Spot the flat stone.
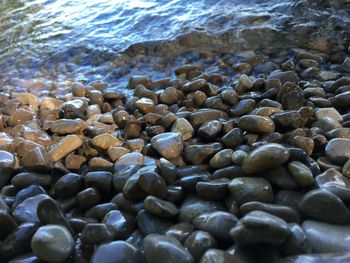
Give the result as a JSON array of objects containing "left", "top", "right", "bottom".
[
  {"left": 151, "top": 132, "right": 183, "bottom": 159},
  {"left": 91, "top": 133, "right": 122, "bottom": 150},
  {"left": 31, "top": 225, "right": 75, "bottom": 263},
  {"left": 302, "top": 220, "right": 350, "bottom": 253},
  {"left": 298, "top": 189, "right": 350, "bottom": 224},
  {"left": 12, "top": 172, "right": 52, "bottom": 189},
  {"left": 242, "top": 143, "right": 290, "bottom": 174},
  {"left": 49, "top": 135, "right": 83, "bottom": 162},
  {"left": 144, "top": 234, "right": 194, "bottom": 263},
  {"left": 50, "top": 119, "right": 81, "bottom": 134}
]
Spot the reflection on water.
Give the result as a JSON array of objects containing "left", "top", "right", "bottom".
[{"left": 0, "top": 0, "right": 349, "bottom": 95}]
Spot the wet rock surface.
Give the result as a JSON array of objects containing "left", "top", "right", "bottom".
[{"left": 1, "top": 45, "right": 350, "bottom": 262}]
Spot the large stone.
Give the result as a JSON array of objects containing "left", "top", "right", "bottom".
[
  {"left": 31, "top": 225, "right": 75, "bottom": 263},
  {"left": 242, "top": 143, "right": 290, "bottom": 174},
  {"left": 151, "top": 132, "right": 183, "bottom": 159},
  {"left": 144, "top": 234, "right": 194, "bottom": 263}
]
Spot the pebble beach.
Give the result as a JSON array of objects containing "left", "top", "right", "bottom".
[{"left": 2, "top": 0, "right": 350, "bottom": 263}]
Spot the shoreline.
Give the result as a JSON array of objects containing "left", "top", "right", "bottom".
[{"left": 1, "top": 46, "right": 350, "bottom": 262}]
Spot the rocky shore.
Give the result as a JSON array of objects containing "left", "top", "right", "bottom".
[{"left": 1, "top": 47, "right": 350, "bottom": 262}]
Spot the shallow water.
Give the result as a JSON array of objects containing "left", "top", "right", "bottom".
[{"left": 0, "top": 0, "right": 349, "bottom": 95}]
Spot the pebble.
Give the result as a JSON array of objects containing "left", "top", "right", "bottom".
[
  {"left": 21, "top": 147, "right": 52, "bottom": 172},
  {"left": 198, "top": 120, "right": 222, "bottom": 140},
  {"left": 184, "top": 231, "right": 217, "bottom": 261},
  {"left": 231, "top": 150, "right": 247, "bottom": 164},
  {"left": 8, "top": 108, "right": 33, "bottom": 127},
  {"left": 325, "top": 138, "right": 350, "bottom": 165},
  {"left": 287, "top": 161, "right": 314, "bottom": 187},
  {"left": 165, "top": 222, "right": 194, "bottom": 243},
  {"left": 50, "top": 119, "right": 81, "bottom": 134},
  {"left": 151, "top": 132, "right": 183, "bottom": 159},
  {"left": 144, "top": 234, "right": 194, "bottom": 263},
  {"left": 144, "top": 196, "right": 179, "bottom": 218},
  {"left": 241, "top": 143, "right": 290, "bottom": 174},
  {"left": 49, "top": 134, "right": 83, "bottom": 161},
  {"left": 31, "top": 225, "right": 74, "bottom": 263},
  {"left": 171, "top": 118, "right": 194, "bottom": 141},
  {"left": 91, "top": 133, "right": 122, "bottom": 150},
  {"left": 209, "top": 149, "right": 233, "bottom": 168},
  {"left": 316, "top": 168, "right": 350, "bottom": 201},
  {"left": 238, "top": 115, "right": 275, "bottom": 133},
  {"left": 0, "top": 150, "right": 15, "bottom": 187}
]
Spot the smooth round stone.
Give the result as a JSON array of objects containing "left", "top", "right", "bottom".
[
  {"left": 0, "top": 150, "right": 15, "bottom": 181},
  {"left": 184, "top": 143, "right": 223, "bottom": 164},
  {"left": 151, "top": 132, "right": 183, "bottom": 159},
  {"left": 91, "top": 133, "right": 122, "bottom": 150},
  {"left": 85, "top": 171, "right": 112, "bottom": 196},
  {"left": 287, "top": 161, "right": 314, "bottom": 187},
  {"left": 179, "top": 196, "right": 225, "bottom": 222},
  {"left": 302, "top": 220, "right": 350, "bottom": 253},
  {"left": 144, "top": 196, "right": 178, "bottom": 218},
  {"left": 135, "top": 97, "right": 155, "bottom": 114},
  {"left": 240, "top": 201, "right": 300, "bottom": 223},
  {"left": 184, "top": 231, "right": 217, "bottom": 261},
  {"left": 31, "top": 225, "right": 74, "bottom": 263},
  {"left": 230, "top": 211, "right": 290, "bottom": 246},
  {"left": 342, "top": 159, "right": 350, "bottom": 178},
  {"left": 81, "top": 223, "right": 116, "bottom": 245},
  {"left": 165, "top": 222, "right": 194, "bottom": 243},
  {"left": 209, "top": 149, "right": 233, "bottom": 168},
  {"left": 193, "top": 211, "right": 238, "bottom": 241},
  {"left": 102, "top": 210, "right": 135, "bottom": 239},
  {"left": 84, "top": 203, "right": 118, "bottom": 221},
  {"left": 0, "top": 211, "right": 17, "bottom": 239},
  {"left": 76, "top": 188, "right": 102, "bottom": 211},
  {"left": 158, "top": 158, "right": 177, "bottom": 185},
  {"left": 316, "top": 108, "right": 343, "bottom": 122},
  {"left": 298, "top": 189, "right": 350, "bottom": 224},
  {"left": 144, "top": 234, "right": 194, "bottom": 263},
  {"left": 200, "top": 249, "right": 235, "bottom": 263},
  {"left": 221, "top": 128, "right": 244, "bottom": 149},
  {"left": 242, "top": 143, "right": 290, "bottom": 174},
  {"left": 198, "top": 120, "right": 222, "bottom": 141},
  {"left": 54, "top": 173, "right": 83, "bottom": 198},
  {"left": 171, "top": 118, "right": 194, "bottom": 141},
  {"left": 12, "top": 185, "right": 46, "bottom": 209},
  {"left": 313, "top": 117, "right": 342, "bottom": 133},
  {"left": 123, "top": 172, "right": 147, "bottom": 201},
  {"left": 325, "top": 138, "right": 350, "bottom": 165},
  {"left": 114, "top": 152, "right": 144, "bottom": 175},
  {"left": 136, "top": 210, "right": 173, "bottom": 235},
  {"left": 8, "top": 108, "right": 33, "bottom": 126},
  {"left": 228, "top": 177, "right": 273, "bottom": 205},
  {"left": 139, "top": 172, "right": 167, "bottom": 199},
  {"left": 0, "top": 222, "right": 39, "bottom": 261},
  {"left": 21, "top": 147, "right": 52, "bottom": 172},
  {"left": 11, "top": 172, "right": 52, "bottom": 189},
  {"left": 231, "top": 150, "right": 247, "bottom": 165},
  {"left": 196, "top": 178, "right": 229, "bottom": 201},
  {"left": 189, "top": 109, "right": 222, "bottom": 129},
  {"left": 281, "top": 223, "right": 311, "bottom": 255},
  {"left": 230, "top": 99, "right": 256, "bottom": 116},
  {"left": 50, "top": 119, "right": 81, "bottom": 134},
  {"left": 237, "top": 115, "right": 275, "bottom": 134},
  {"left": 263, "top": 166, "right": 298, "bottom": 190},
  {"left": 13, "top": 194, "right": 51, "bottom": 224},
  {"left": 91, "top": 241, "right": 143, "bottom": 263},
  {"left": 316, "top": 168, "right": 350, "bottom": 201}
]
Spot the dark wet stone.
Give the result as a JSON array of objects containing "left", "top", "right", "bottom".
[
  {"left": 268, "top": 71, "right": 299, "bottom": 85},
  {"left": 166, "top": 186, "right": 185, "bottom": 204},
  {"left": 193, "top": 211, "right": 238, "bottom": 241},
  {"left": 240, "top": 201, "right": 300, "bottom": 223},
  {"left": 272, "top": 111, "right": 302, "bottom": 130},
  {"left": 179, "top": 174, "right": 209, "bottom": 192},
  {"left": 85, "top": 171, "right": 112, "bottom": 197},
  {"left": 139, "top": 172, "right": 167, "bottom": 199},
  {"left": 196, "top": 178, "right": 229, "bottom": 201},
  {"left": 282, "top": 90, "right": 305, "bottom": 110},
  {"left": 211, "top": 165, "right": 247, "bottom": 180},
  {"left": 228, "top": 177, "right": 273, "bottom": 205},
  {"left": 230, "top": 99, "right": 256, "bottom": 116},
  {"left": 179, "top": 196, "right": 225, "bottom": 222},
  {"left": 84, "top": 203, "right": 118, "bottom": 221},
  {"left": 287, "top": 161, "right": 314, "bottom": 187},
  {"left": 230, "top": 211, "right": 290, "bottom": 245},
  {"left": 91, "top": 240, "right": 143, "bottom": 263},
  {"left": 136, "top": 210, "right": 173, "bottom": 235},
  {"left": 102, "top": 210, "right": 135, "bottom": 239},
  {"left": 281, "top": 223, "right": 311, "bottom": 255},
  {"left": 37, "top": 198, "right": 73, "bottom": 234},
  {"left": 165, "top": 222, "right": 194, "bottom": 243},
  {"left": 274, "top": 190, "right": 304, "bottom": 210},
  {"left": 144, "top": 196, "right": 178, "bottom": 218},
  {"left": 81, "top": 223, "right": 116, "bottom": 245},
  {"left": 316, "top": 168, "right": 350, "bottom": 201},
  {"left": 0, "top": 211, "right": 17, "bottom": 239},
  {"left": 144, "top": 234, "right": 194, "bottom": 263},
  {"left": 54, "top": 173, "right": 83, "bottom": 198},
  {"left": 241, "top": 143, "right": 289, "bottom": 174},
  {"left": 200, "top": 249, "right": 235, "bottom": 263},
  {"left": 302, "top": 220, "right": 350, "bottom": 253},
  {"left": 76, "top": 188, "right": 102, "bottom": 211},
  {"left": 31, "top": 225, "right": 74, "bottom": 262},
  {"left": 7, "top": 254, "right": 40, "bottom": 263},
  {"left": 184, "top": 143, "right": 223, "bottom": 164},
  {"left": 198, "top": 120, "right": 222, "bottom": 140},
  {"left": 189, "top": 109, "right": 223, "bottom": 129},
  {"left": 126, "top": 229, "right": 144, "bottom": 250},
  {"left": 238, "top": 115, "right": 275, "bottom": 134},
  {"left": 0, "top": 222, "right": 39, "bottom": 261},
  {"left": 325, "top": 138, "right": 350, "bottom": 165},
  {"left": 299, "top": 189, "right": 350, "bottom": 224},
  {"left": 158, "top": 158, "right": 177, "bottom": 185},
  {"left": 331, "top": 91, "right": 350, "bottom": 108},
  {"left": 111, "top": 193, "right": 143, "bottom": 214},
  {"left": 263, "top": 166, "right": 299, "bottom": 190},
  {"left": 209, "top": 149, "right": 233, "bottom": 168},
  {"left": 12, "top": 185, "right": 46, "bottom": 209},
  {"left": 11, "top": 172, "right": 52, "bottom": 189},
  {"left": 0, "top": 150, "right": 15, "bottom": 188},
  {"left": 123, "top": 172, "right": 147, "bottom": 201},
  {"left": 184, "top": 230, "right": 217, "bottom": 261},
  {"left": 280, "top": 252, "right": 350, "bottom": 263},
  {"left": 13, "top": 194, "right": 51, "bottom": 224},
  {"left": 221, "top": 128, "right": 244, "bottom": 149}
]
